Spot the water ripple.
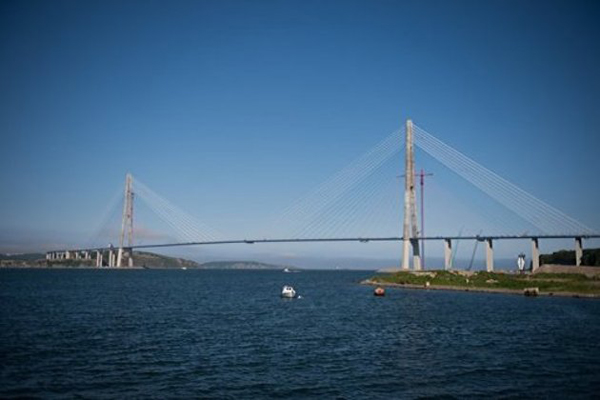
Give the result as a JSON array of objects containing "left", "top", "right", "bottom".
[{"left": 1, "top": 269, "right": 600, "bottom": 398}]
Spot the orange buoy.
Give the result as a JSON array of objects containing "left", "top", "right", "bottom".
[{"left": 374, "top": 286, "right": 385, "bottom": 296}]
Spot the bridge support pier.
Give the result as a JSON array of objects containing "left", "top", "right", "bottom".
[
  {"left": 444, "top": 239, "right": 452, "bottom": 270},
  {"left": 108, "top": 250, "right": 114, "bottom": 267},
  {"left": 485, "top": 238, "right": 494, "bottom": 272},
  {"left": 117, "top": 247, "right": 123, "bottom": 267},
  {"left": 575, "top": 237, "right": 583, "bottom": 266},
  {"left": 401, "top": 239, "right": 410, "bottom": 270},
  {"left": 411, "top": 239, "right": 422, "bottom": 271},
  {"left": 531, "top": 238, "right": 540, "bottom": 272},
  {"left": 95, "top": 251, "right": 102, "bottom": 267}
]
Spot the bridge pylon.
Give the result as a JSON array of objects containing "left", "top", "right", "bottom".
[
  {"left": 401, "top": 119, "right": 421, "bottom": 271},
  {"left": 117, "top": 173, "right": 134, "bottom": 267}
]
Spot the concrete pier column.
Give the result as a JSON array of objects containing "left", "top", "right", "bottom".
[
  {"left": 444, "top": 239, "right": 452, "bottom": 270},
  {"left": 401, "top": 239, "right": 410, "bottom": 270},
  {"left": 95, "top": 251, "right": 101, "bottom": 267},
  {"left": 411, "top": 239, "right": 422, "bottom": 271},
  {"left": 485, "top": 238, "right": 494, "bottom": 272},
  {"left": 108, "top": 250, "right": 114, "bottom": 267},
  {"left": 117, "top": 248, "right": 123, "bottom": 267},
  {"left": 126, "top": 248, "right": 134, "bottom": 267},
  {"left": 531, "top": 238, "right": 540, "bottom": 272},
  {"left": 575, "top": 237, "right": 583, "bottom": 266},
  {"left": 65, "top": 251, "right": 71, "bottom": 260}
]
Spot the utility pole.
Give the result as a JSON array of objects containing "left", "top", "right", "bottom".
[{"left": 418, "top": 169, "right": 433, "bottom": 269}]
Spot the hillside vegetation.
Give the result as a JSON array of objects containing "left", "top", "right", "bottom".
[
  {"left": 200, "top": 261, "right": 287, "bottom": 270},
  {"left": 540, "top": 248, "right": 600, "bottom": 266}
]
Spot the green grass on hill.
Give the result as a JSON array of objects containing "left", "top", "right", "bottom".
[{"left": 370, "top": 270, "right": 600, "bottom": 295}]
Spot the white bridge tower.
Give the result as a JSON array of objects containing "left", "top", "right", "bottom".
[
  {"left": 117, "top": 173, "right": 134, "bottom": 267},
  {"left": 401, "top": 119, "right": 421, "bottom": 270}
]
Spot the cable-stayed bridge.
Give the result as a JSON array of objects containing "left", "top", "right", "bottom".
[{"left": 47, "top": 120, "right": 600, "bottom": 271}]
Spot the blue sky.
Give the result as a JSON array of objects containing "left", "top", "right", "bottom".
[{"left": 1, "top": 0, "right": 599, "bottom": 267}]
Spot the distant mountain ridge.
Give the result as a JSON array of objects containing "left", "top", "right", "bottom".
[
  {"left": 1, "top": 251, "right": 292, "bottom": 270},
  {"left": 0, "top": 253, "right": 45, "bottom": 261},
  {"left": 134, "top": 251, "right": 201, "bottom": 269},
  {"left": 199, "top": 261, "right": 290, "bottom": 270}
]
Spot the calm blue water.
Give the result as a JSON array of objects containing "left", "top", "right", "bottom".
[{"left": 1, "top": 269, "right": 599, "bottom": 399}]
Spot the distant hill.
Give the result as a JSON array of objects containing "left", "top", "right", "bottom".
[
  {"left": 133, "top": 251, "right": 201, "bottom": 269},
  {"left": 541, "top": 248, "right": 600, "bottom": 267},
  {"left": 0, "top": 250, "right": 201, "bottom": 269},
  {"left": 0, "top": 251, "right": 291, "bottom": 270},
  {"left": 0, "top": 253, "right": 45, "bottom": 261},
  {"left": 199, "top": 261, "right": 290, "bottom": 270}
]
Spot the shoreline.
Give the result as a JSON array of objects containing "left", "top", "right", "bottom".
[
  {"left": 0, "top": 265, "right": 144, "bottom": 270},
  {"left": 361, "top": 279, "right": 600, "bottom": 299}
]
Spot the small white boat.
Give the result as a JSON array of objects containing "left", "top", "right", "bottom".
[
  {"left": 281, "top": 285, "right": 296, "bottom": 298},
  {"left": 283, "top": 268, "right": 291, "bottom": 273}
]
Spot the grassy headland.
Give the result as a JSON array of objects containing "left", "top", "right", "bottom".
[{"left": 365, "top": 270, "right": 600, "bottom": 297}]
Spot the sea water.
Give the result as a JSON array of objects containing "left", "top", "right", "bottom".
[{"left": 1, "top": 269, "right": 599, "bottom": 398}]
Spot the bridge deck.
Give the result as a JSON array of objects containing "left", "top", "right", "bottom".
[{"left": 51, "top": 234, "right": 600, "bottom": 252}]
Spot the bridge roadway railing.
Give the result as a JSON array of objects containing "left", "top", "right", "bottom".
[{"left": 46, "top": 234, "right": 600, "bottom": 271}]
